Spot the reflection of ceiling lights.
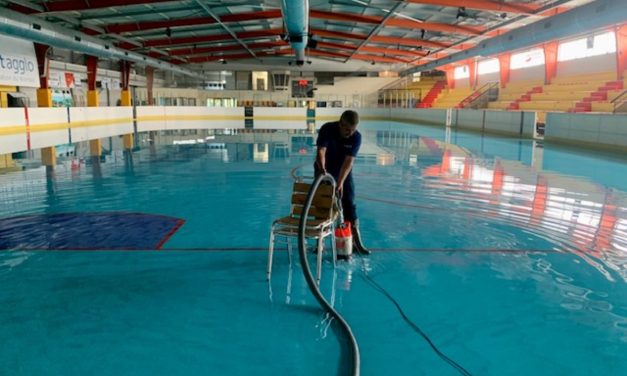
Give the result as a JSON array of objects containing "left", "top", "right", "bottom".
[
  {"left": 409, "top": 154, "right": 417, "bottom": 166},
  {"left": 377, "top": 153, "right": 395, "bottom": 166},
  {"left": 173, "top": 139, "right": 202, "bottom": 145}
]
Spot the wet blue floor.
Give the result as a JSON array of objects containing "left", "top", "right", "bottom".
[{"left": 0, "top": 121, "right": 626, "bottom": 375}]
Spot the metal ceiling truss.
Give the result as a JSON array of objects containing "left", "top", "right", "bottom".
[
  {"left": 404, "top": 0, "right": 538, "bottom": 15},
  {"left": 404, "top": 0, "right": 626, "bottom": 74},
  {"left": 193, "top": 0, "right": 258, "bottom": 60},
  {"left": 0, "top": 6, "right": 207, "bottom": 78},
  {"left": 345, "top": 0, "right": 407, "bottom": 62},
  {"left": 0, "top": 0, "right": 604, "bottom": 71}
]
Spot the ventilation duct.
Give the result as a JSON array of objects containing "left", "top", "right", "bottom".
[{"left": 282, "top": 0, "right": 309, "bottom": 66}]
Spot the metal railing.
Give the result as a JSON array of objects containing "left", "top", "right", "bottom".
[
  {"left": 377, "top": 88, "right": 421, "bottom": 108},
  {"left": 379, "top": 75, "right": 413, "bottom": 91},
  {"left": 315, "top": 93, "right": 375, "bottom": 108},
  {"left": 611, "top": 89, "right": 627, "bottom": 113},
  {"left": 458, "top": 82, "right": 499, "bottom": 109}
]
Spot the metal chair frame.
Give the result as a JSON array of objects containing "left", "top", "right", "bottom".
[{"left": 267, "top": 180, "right": 338, "bottom": 283}]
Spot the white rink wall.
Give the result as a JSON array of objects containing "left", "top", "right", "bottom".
[
  {"left": 315, "top": 108, "right": 391, "bottom": 128},
  {"left": 136, "top": 107, "right": 245, "bottom": 133},
  {"left": 29, "top": 108, "right": 70, "bottom": 149},
  {"left": 545, "top": 112, "right": 627, "bottom": 149},
  {"left": 391, "top": 108, "right": 448, "bottom": 125},
  {"left": 1, "top": 106, "right": 624, "bottom": 154},
  {"left": 69, "top": 107, "right": 133, "bottom": 142},
  {"left": 0, "top": 108, "right": 29, "bottom": 154},
  {"left": 253, "top": 107, "right": 307, "bottom": 130},
  {"left": 453, "top": 109, "right": 536, "bottom": 137}
]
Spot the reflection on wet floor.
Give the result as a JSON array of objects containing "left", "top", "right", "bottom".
[{"left": 0, "top": 126, "right": 626, "bottom": 282}]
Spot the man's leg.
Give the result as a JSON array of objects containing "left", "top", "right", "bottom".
[
  {"left": 351, "top": 218, "right": 371, "bottom": 255},
  {"left": 342, "top": 179, "right": 371, "bottom": 255}
]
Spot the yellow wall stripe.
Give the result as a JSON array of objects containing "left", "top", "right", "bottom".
[
  {"left": 29, "top": 122, "right": 69, "bottom": 132},
  {"left": 0, "top": 126, "right": 26, "bottom": 136},
  {"left": 136, "top": 115, "right": 166, "bottom": 122},
  {"left": 313, "top": 116, "right": 388, "bottom": 121},
  {"left": 250, "top": 116, "right": 307, "bottom": 121},
  {"left": 68, "top": 117, "right": 134, "bottom": 129},
  {"left": 137, "top": 115, "right": 243, "bottom": 121},
  {"left": 0, "top": 114, "right": 397, "bottom": 137}
]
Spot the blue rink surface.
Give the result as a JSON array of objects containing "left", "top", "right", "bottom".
[{"left": 0, "top": 120, "right": 626, "bottom": 375}]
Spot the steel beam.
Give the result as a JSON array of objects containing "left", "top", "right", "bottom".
[
  {"left": 310, "top": 9, "right": 482, "bottom": 36},
  {"left": 193, "top": 0, "right": 257, "bottom": 59},
  {"left": 40, "top": 0, "right": 174, "bottom": 13},
  {"left": 0, "top": 7, "right": 207, "bottom": 78},
  {"left": 404, "top": 0, "right": 538, "bottom": 15},
  {"left": 104, "top": 10, "right": 281, "bottom": 34},
  {"left": 404, "top": 0, "right": 627, "bottom": 75},
  {"left": 142, "top": 29, "right": 283, "bottom": 48}
]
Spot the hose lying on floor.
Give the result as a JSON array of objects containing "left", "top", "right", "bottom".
[{"left": 297, "top": 172, "right": 360, "bottom": 376}]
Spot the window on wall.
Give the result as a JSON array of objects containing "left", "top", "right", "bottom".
[
  {"left": 454, "top": 65, "right": 469, "bottom": 79},
  {"left": 478, "top": 58, "right": 499, "bottom": 75},
  {"left": 510, "top": 48, "right": 545, "bottom": 70},
  {"left": 558, "top": 31, "right": 616, "bottom": 62}
]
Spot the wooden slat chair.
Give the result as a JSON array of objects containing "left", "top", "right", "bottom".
[{"left": 267, "top": 181, "right": 338, "bottom": 283}]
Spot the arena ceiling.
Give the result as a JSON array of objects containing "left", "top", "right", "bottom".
[{"left": 0, "top": 0, "right": 596, "bottom": 73}]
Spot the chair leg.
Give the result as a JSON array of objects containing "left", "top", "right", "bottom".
[
  {"left": 287, "top": 237, "right": 293, "bottom": 268},
  {"left": 316, "top": 236, "right": 323, "bottom": 285},
  {"left": 330, "top": 231, "right": 337, "bottom": 268},
  {"left": 267, "top": 230, "right": 275, "bottom": 280}
]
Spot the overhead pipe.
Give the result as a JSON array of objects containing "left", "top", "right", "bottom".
[
  {"left": 282, "top": 0, "right": 309, "bottom": 66},
  {"left": 0, "top": 7, "right": 207, "bottom": 79}
]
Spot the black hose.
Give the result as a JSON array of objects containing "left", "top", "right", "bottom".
[
  {"left": 358, "top": 256, "right": 472, "bottom": 376},
  {"left": 298, "top": 173, "right": 360, "bottom": 376}
]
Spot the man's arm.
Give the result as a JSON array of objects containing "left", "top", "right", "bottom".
[
  {"left": 316, "top": 146, "right": 327, "bottom": 173},
  {"left": 337, "top": 155, "right": 355, "bottom": 192}
]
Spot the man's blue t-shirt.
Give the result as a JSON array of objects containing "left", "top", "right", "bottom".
[{"left": 316, "top": 121, "right": 362, "bottom": 179}]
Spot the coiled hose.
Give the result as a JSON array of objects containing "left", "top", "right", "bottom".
[{"left": 297, "top": 172, "right": 360, "bottom": 376}]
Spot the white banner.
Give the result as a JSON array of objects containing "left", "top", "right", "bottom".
[
  {"left": 0, "top": 35, "right": 39, "bottom": 87},
  {"left": 49, "top": 71, "right": 62, "bottom": 88},
  {"left": 49, "top": 71, "right": 77, "bottom": 89}
]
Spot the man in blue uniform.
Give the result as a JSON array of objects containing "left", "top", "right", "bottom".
[{"left": 314, "top": 110, "right": 370, "bottom": 255}]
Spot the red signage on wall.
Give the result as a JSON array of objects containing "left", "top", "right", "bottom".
[{"left": 64, "top": 72, "right": 75, "bottom": 88}]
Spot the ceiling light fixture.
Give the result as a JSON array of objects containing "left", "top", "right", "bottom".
[
  {"left": 456, "top": 7, "right": 468, "bottom": 19},
  {"left": 350, "top": 0, "right": 424, "bottom": 24}
]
